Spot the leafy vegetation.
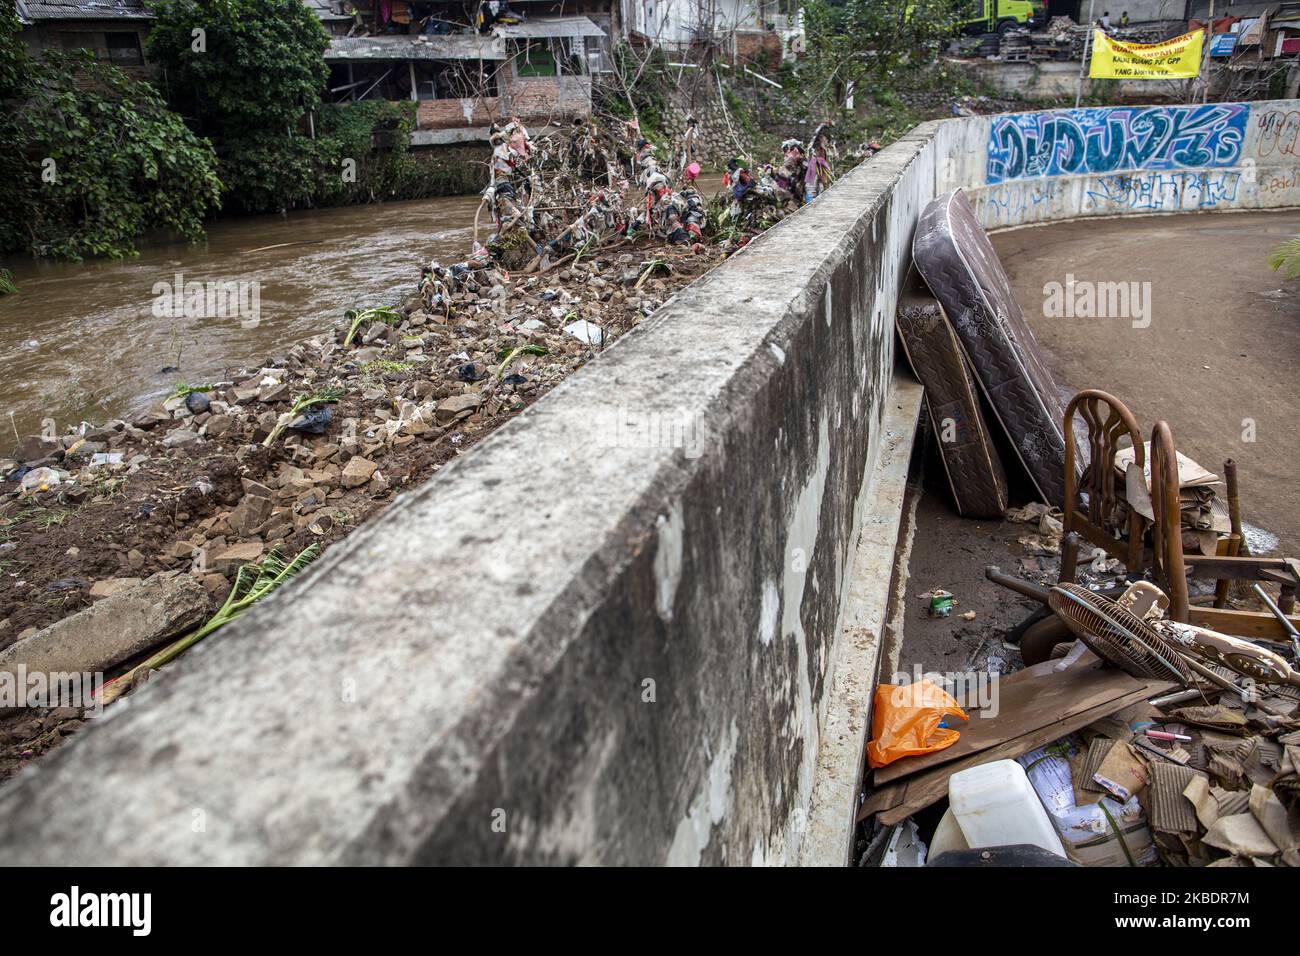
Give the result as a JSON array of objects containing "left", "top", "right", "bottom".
[
  {"left": 145, "top": 0, "right": 331, "bottom": 214},
  {"left": 802, "top": 0, "right": 972, "bottom": 112},
  {"left": 100, "top": 544, "right": 321, "bottom": 704},
  {"left": 495, "top": 344, "right": 548, "bottom": 378},
  {"left": 0, "top": 5, "right": 221, "bottom": 261},
  {"left": 342, "top": 306, "right": 404, "bottom": 347},
  {"left": 146, "top": 0, "right": 437, "bottom": 213},
  {"left": 262, "top": 388, "right": 343, "bottom": 447},
  {"left": 1268, "top": 237, "right": 1300, "bottom": 279}
]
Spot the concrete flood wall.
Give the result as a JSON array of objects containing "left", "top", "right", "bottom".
[
  {"left": 0, "top": 124, "right": 938, "bottom": 867},
  {"left": 3, "top": 100, "right": 1298, "bottom": 865}
]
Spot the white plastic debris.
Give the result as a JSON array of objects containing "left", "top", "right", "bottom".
[{"left": 564, "top": 320, "right": 604, "bottom": 346}]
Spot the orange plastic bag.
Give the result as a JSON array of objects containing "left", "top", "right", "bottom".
[{"left": 866, "top": 679, "right": 969, "bottom": 768}]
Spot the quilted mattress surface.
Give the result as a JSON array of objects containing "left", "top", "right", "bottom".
[
  {"left": 896, "top": 280, "right": 1009, "bottom": 518},
  {"left": 912, "top": 189, "right": 1070, "bottom": 506}
]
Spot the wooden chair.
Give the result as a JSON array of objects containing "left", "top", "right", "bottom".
[
  {"left": 1064, "top": 389, "right": 1145, "bottom": 574},
  {"left": 1149, "top": 420, "right": 1300, "bottom": 639}
]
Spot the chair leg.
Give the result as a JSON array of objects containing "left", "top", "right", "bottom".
[{"left": 1059, "top": 531, "right": 1080, "bottom": 584}]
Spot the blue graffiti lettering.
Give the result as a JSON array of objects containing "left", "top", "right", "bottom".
[
  {"left": 1084, "top": 170, "right": 1242, "bottom": 211},
  {"left": 987, "top": 105, "right": 1248, "bottom": 184}
]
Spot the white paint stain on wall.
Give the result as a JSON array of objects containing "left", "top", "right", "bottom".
[
  {"left": 758, "top": 579, "right": 780, "bottom": 646},
  {"left": 654, "top": 503, "right": 684, "bottom": 623},
  {"left": 666, "top": 720, "right": 739, "bottom": 865},
  {"left": 774, "top": 417, "right": 831, "bottom": 858}
]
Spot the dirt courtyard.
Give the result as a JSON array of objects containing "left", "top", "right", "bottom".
[{"left": 994, "top": 209, "right": 1300, "bottom": 558}]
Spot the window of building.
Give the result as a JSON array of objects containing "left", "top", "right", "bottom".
[{"left": 105, "top": 32, "right": 144, "bottom": 66}]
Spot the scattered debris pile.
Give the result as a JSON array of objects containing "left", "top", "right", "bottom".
[
  {"left": 0, "top": 110, "right": 843, "bottom": 779},
  {"left": 863, "top": 186, "right": 1300, "bottom": 867}
]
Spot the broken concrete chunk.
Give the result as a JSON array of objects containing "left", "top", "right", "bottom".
[
  {"left": 90, "top": 577, "right": 142, "bottom": 600},
  {"left": 434, "top": 393, "right": 481, "bottom": 425},
  {"left": 341, "top": 456, "right": 378, "bottom": 489},
  {"left": 211, "top": 542, "right": 265, "bottom": 576},
  {"left": 227, "top": 494, "right": 274, "bottom": 536},
  {"left": 162, "top": 428, "right": 200, "bottom": 449},
  {"left": 0, "top": 571, "right": 208, "bottom": 678},
  {"left": 12, "top": 435, "right": 61, "bottom": 463}
]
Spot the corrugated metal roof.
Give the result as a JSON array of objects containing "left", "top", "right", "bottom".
[
  {"left": 325, "top": 35, "right": 505, "bottom": 62},
  {"left": 495, "top": 17, "right": 607, "bottom": 39},
  {"left": 17, "top": 0, "right": 152, "bottom": 21}
]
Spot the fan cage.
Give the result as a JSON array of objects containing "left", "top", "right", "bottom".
[{"left": 1047, "top": 583, "right": 1191, "bottom": 684}]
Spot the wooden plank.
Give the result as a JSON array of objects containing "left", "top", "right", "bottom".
[
  {"left": 1183, "top": 555, "right": 1300, "bottom": 584},
  {"left": 1187, "top": 606, "right": 1300, "bottom": 639},
  {"left": 857, "top": 680, "right": 1172, "bottom": 826},
  {"left": 871, "top": 658, "right": 1147, "bottom": 785}
]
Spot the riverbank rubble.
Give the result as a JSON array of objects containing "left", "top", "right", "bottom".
[{"left": 0, "top": 112, "right": 833, "bottom": 778}]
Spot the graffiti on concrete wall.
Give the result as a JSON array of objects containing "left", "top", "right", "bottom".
[
  {"left": 1256, "top": 108, "right": 1300, "bottom": 159},
  {"left": 1084, "top": 170, "right": 1242, "bottom": 212},
  {"left": 979, "top": 179, "right": 1063, "bottom": 225},
  {"left": 987, "top": 104, "right": 1248, "bottom": 184}
]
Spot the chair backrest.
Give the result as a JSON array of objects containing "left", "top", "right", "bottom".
[
  {"left": 1149, "top": 420, "right": 1190, "bottom": 622},
  {"left": 1063, "top": 389, "right": 1144, "bottom": 572}
]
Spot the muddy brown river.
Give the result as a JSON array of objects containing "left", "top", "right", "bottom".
[
  {"left": 0, "top": 177, "right": 727, "bottom": 443},
  {"left": 0, "top": 194, "right": 485, "bottom": 440}
]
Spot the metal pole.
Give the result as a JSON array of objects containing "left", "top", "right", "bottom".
[
  {"left": 1076, "top": 0, "right": 1097, "bottom": 107},
  {"left": 1201, "top": 0, "right": 1216, "bottom": 103}
]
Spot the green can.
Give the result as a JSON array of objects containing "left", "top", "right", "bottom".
[{"left": 929, "top": 589, "right": 954, "bottom": 618}]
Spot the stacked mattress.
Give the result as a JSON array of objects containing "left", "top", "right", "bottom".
[
  {"left": 896, "top": 278, "right": 1009, "bottom": 519},
  {"left": 904, "top": 189, "right": 1073, "bottom": 509}
]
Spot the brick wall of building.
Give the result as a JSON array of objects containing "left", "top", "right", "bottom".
[
  {"left": 412, "top": 75, "right": 592, "bottom": 132},
  {"left": 503, "top": 75, "right": 593, "bottom": 125},
  {"left": 734, "top": 29, "right": 783, "bottom": 67},
  {"left": 416, "top": 95, "right": 504, "bottom": 129}
]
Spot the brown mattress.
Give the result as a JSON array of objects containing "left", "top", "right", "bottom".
[
  {"left": 913, "top": 189, "right": 1071, "bottom": 506},
  {"left": 896, "top": 278, "right": 1009, "bottom": 518}
]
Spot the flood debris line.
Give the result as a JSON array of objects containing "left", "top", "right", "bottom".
[
  {"left": 865, "top": 188, "right": 1300, "bottom": 868},
  {"left": 0, "top": 113, "right": 841, "bottom": 780}
]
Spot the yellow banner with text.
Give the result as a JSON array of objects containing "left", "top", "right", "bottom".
[{"left": 1089, "top": 29, "right": 1204, "bottom": 79}]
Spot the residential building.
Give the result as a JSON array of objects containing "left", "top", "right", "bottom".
[
  {"left": 315, "top": 1, "right": 615, "bottom": 144},
  {"left": 13, "top": 0, "right": 153, "bottom": 76},
  {"left": 620, "top": 0, "right": 791, "bottom": 62}
]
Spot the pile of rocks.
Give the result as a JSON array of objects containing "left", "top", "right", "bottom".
[{"left": 1, "top": 244, "right": 720, "bottom": 634}]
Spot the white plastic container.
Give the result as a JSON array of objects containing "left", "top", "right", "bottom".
[
  {"left": 926, "top": 808, "right": 970, "bottom": 860},
  {"left": 948, "top": 759, "right": 1067, "bottom": 858}
]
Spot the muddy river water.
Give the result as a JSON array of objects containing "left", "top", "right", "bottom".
[
  {"left": 0, "top": 177, "right": 727, "bottom": 442},
  {"left": 0, "top": 194, "right": 486, "bottom": 440}
]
